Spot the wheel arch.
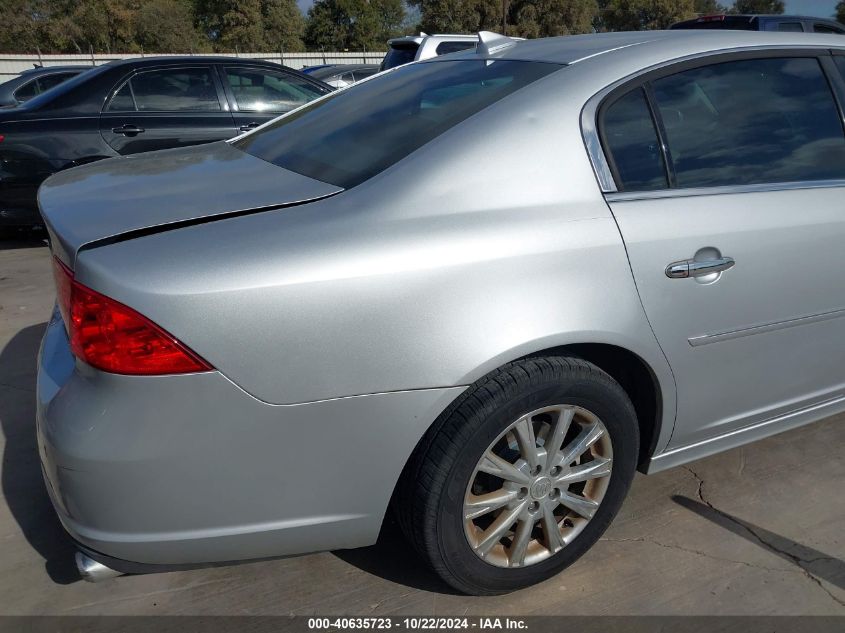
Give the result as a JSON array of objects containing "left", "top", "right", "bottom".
[{"left": 523, "top": 343, "right": 664, "bottom": 470}]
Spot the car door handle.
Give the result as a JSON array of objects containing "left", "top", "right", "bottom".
[
  {"left": 112, "top": 124, "right": 145, "bottom": 136},
  {"left": 239, "top": 122, "right": 260, "bottom": 132},
  {"left": 665, "top": 256, "right": 735, "bottom": 279}
]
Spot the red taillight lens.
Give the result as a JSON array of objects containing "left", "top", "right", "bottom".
[{"left": 52, "top": 257, "right": 212, "bottom": 375}]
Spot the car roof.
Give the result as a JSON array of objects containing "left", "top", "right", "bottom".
[
  {"left": 100, "top": 56, "right": 295, "bottom": 69},
  {"left": 388, "top": 33, "right": 478, "bottom": 45},
  {"left": 19, "top": 65, "right": 89, "bottom": 76},
  {"left": 448, "top": 30, "right": 845, "bottom": 66},
  {"left": 307, "top": 64, "right": 378, "bottom": 79}
]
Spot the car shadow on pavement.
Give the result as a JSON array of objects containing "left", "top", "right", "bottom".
[
  {"left": 673, "top": 495, "right": 845, "bottom": 591},
  {"left": 333, "top": 515, "right": 462, "bottom": 595},
  {"left": 0, "top": 323, "right": 79, "bottom": 584}
]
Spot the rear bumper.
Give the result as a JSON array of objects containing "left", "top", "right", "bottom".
[{"left": 37, "top": 309, "right": 462, "bottom": 566}]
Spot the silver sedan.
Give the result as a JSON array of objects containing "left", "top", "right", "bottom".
[{"left": 36, "top": 30, "right": 845, "bottom": 595}]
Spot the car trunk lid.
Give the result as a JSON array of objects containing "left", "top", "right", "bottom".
[{"left": 39, "top": 140, "right": 343, "bottom": 266}]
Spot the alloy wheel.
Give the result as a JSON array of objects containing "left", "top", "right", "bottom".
[{"left": 463, "top": 405, "right": 613, "bottom": 568}]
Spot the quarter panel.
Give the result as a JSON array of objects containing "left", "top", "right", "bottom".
[
  {"left": 71, "top": 61, "right": 676, "bottom": 451},
  {"left": 38, "top": 312, "right": 465, "bottom": 563}
]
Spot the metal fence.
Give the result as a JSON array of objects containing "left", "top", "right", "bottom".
[{"left": 0, "top": 51, "right": 387, "bottom": 80}]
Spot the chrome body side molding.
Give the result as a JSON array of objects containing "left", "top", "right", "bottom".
[{"left": 689, "top": 306, "right": 845, "bottom": 347}]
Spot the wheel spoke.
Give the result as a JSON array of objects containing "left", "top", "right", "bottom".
[
  {"left": 541, "top": 504, "right": 565, "bottom": 554},
  {"left": 558, "top": 490, "right": 599, "bottom": 519},
  {"left": 513, "top": 416, "right": 540, "bottom": 472},
  {"left": 554, "top": 456, "right": 612, "bottom": 485},
  {"left": 556, "top": 423, "right": 605, "bottom": 467},
  {"left": 474, "top": 502, "right": 526, "bottom": 557},
  {"left": 509, "top": 517, "right": 534, "bottom": 566},
  {"left": 477, "top": 451, "right": 530, "bottom": 485},
  {"left": 544, "top": 408, "right": 574, "bottom": 471},
  {"left": 464, "top": 488, "right": 519, "bottom": 520}
]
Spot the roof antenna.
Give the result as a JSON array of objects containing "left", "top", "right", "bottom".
[{"left": 477, "top": 31, "right": 517, "bottom": 56}]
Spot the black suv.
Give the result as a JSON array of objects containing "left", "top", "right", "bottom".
[
  {"left": 671, "top": 14, "right": 845, "bottom": 34},
  {"left": 0, "top": 56, "right": 330, "bottom": 227}
]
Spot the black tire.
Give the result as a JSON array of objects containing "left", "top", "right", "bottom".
[{"left": 395, "top": 356, "right": 639, "bottom": 595}]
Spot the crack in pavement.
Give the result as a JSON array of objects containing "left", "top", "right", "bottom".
[
  {"left": 601, "top": 535, "right": 792, "bottom": 574},
  {"left": 683, "top": 465, "right": 845, "bottom": 608}
]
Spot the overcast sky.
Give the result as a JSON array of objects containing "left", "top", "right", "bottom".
[{"left": 295, "top": 0, "right": 838, "bottom": 19}]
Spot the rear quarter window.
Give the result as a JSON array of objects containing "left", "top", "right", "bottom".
[{"left": 234, "top": 60, "right": 559, "bottom": 188}]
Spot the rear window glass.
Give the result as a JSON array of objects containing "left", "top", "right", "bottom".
[
  {"left": 436, "top": 41, "right": 478, "bottom": 55},
  {"left": 380, "top": 44, "right": 419, "bottom": 70},
  {"left": 234, "top": 60, "right": 558, "bottom": 188}
]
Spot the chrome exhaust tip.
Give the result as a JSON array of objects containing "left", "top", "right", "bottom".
[{"left": 75, "top": 551, "right": 123, "bottom": 582}]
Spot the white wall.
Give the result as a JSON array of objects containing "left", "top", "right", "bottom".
[{"left": 0, "top": 51, "right": 386, "bottom": 81}]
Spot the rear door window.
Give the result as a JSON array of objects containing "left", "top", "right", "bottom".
[
  {"left": 235, "top": 60, "right": 559, "bottom": 188},
  {"left": 224, "top": 67, "right": 326, "bottom": 112},
  {"left": 108, "top": 67, "right": 221, "bottom": 112},
  {"left": 601, "top": 88, "right": 668, "bottom": 191},
  {"left": 649, "top": 57, "right": 845, "bottom": 188},
  {"left": 776, "top": 22, "right": 804, "bottom": 32}
]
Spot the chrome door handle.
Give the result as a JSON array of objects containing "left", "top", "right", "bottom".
[{"left": 665, "top": 256, "right": 735, "bottom": 279}]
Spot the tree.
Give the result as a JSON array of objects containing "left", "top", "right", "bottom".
[
  {"left": 508, "top": 0, "right": 597, "bottom": 38},
  {"left": 0, "top": 0, "right": 62, "bottom": 53},
  {"left": 305, "top": 0, "right": 406, "bottom": 51},
  {"left": 730, "top": 0, "right": 784, "bottom": 13},
  {"left": 410, "top": 0, "right": 504, "bottom": 35},
  {"left": 68, "top": 0, "right": 138, "bottom": 53},
  {"left": 837, "top": 0, "right": 845, "bottom": 24},
  {"left": 601, "top": 0, "right": 695, "bottom": 31},
  {"left": 135, "top": 0, "right": 207, "bottom": 53},
  {"left": 262, "top": 0, "right": 306, "bottom": 52},
  {"left": 694, "top": 0, "right": 726, "bottom": 14}
]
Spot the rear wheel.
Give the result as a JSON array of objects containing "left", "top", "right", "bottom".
[{"left": 396, "top": 356, "right": 639, "bottom": 595}]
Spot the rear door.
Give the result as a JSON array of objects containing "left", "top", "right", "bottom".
[
  {"left": 99, "top": 65, "right": 237, "bottom": 155},
  {"left": 220, "top": 65, "right": 329, "bottom": 133},
  {"left": 597, "top": 51, "right": 845, "bottom": 449}
]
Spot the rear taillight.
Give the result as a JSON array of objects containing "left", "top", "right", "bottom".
[{"left": 52, "top": 257, "right": 212, "bottom": 375}]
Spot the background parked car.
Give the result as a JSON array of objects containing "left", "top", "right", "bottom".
[
  {"left": 671, "top": 13, "right": 845, "bottom": 33},
  {"left": 380, "top": 33, "right": 479, "bottom": 70},
  {"left": 0, "top": 56, "right": 330, "bottom": 228},
  {"left": 0, "top": 65, "right": 88, "bottom": 108},
  {"left": 302, "top": 64, "right": 379, "bottom": 88}
]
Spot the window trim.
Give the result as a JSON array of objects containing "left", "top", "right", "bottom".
[
  {"left": 103, "top": 65, "right": 227, "bottom": 114},
  {"left": 582, "top": 47, "right": 845, "bottom": 195}
]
